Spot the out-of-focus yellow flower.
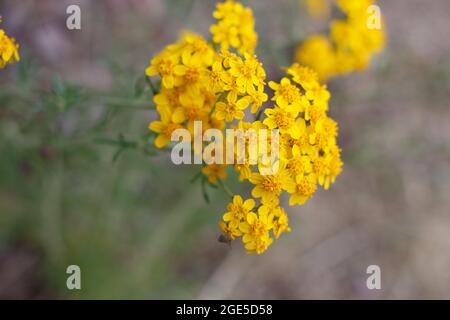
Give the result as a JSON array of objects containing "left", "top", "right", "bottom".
[
  {"left": 296, "top": 0, "right": 385, "bottom": 81},
  {"left": 210, "top": 0, "right": 258, "bottom": 54},
  {"left": 0, "top": 18, "right": 20, "bottom": 69},
  {"left": 337, "top": 0, "right": 373, "bottom": 16},
  {"left": 201, "top": 164, "right": 228, "bottom": 184},
  {"left": 295, "top": 35, "right": 336, "bottom": 81},
  {"left": 304, "top": 0, "right": 330, "bottom": 20}
]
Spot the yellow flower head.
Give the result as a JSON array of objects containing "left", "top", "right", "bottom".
[
  {"left": 286, "top": 63, "right": 319, "bottom": 91},
  {"left": 269, "top": 78, "right": 303, "bottom": 108},
  {"left": 228, "top": 53, "right": 266, "bottom": 94},
  {"left": 286, "top": 174, "right": 317, "bottom": 205},
  {"left": 149, "top": 106, "right": 184, "bottom": 149},
  {"left": 215, "top": 91, "right": 251, "bottom": 122},
  {"left": 239, "top": 211, "right": 274, "bottom": 254},
  {"left": 270, "top": 206, "right": 291, "bottom": 239},
  {"left": 201, "top": 164, "right": 228, "bottom": 184},
  {"left": 249, "top": 161, "right": 294, "bottom": 203},
  {"left": 219, "top": 220, "right": 241, "bottom": 240},
  {"left": 223, "top": 195, "right": 255, "bottom": 227},
  {"left": 295, "top": 35, "right": 337, "bottom": 81}
]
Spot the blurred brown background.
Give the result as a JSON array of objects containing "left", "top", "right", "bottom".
[{"left": 0, "top": 0, "right": 449, "bottom": 299}]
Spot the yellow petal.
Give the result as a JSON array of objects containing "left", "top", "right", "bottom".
[
  {"left": 145, "top": 65, "right": 158, "bottom": 76},
  {"left": 174, "top": 65, "right": 187, "bottom": 76},
  {"left": 268, "top": 81, "right": 279, "bottom": 90},
  {"left": 233, "top": 195, "right": 243, "bottom": 206},
  {"left": 154, "top": 135, "right": 169, "bottom": 148},
  {"left": 248, "top": 173, "right": 263, "bottom": 184},
  {"left": 172, "top": 107, "right": 186, "bottom": 124},
  {"left": 239, "top": 222, "right": 250, "bottom": 233},
  {"left": 223, "top": 212, "right": 234, "bottom": 222},
  {"left": 243, "top": 199, "right": 255, "bottom": 210},
  {"left": 235, "top": 111, "right": 245, "bottom": 119},
  {"left": 149, "top": 121, "right": 165, "bottom": 133},
  {"left": 246, "top": 212, "right": 257, "bottom": 224},
  {"left": 162, "top": 75, "right": 174, "bottom": 89},
  {"left": 251, "top": 185, "right": 263, "bottom": 198},
  {"left": 237, "top": 97, "right": 250, "bottom": 110}
]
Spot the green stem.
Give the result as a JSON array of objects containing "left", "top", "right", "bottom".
[
  {"left": 218, "top": 178, "right": 233, "bottom": 198},
  {"left": 255, "top": 107, "right": 265, "bottom": 121},
  {"left": 146, "top": 77, "right": 158, "bottom": 96}
]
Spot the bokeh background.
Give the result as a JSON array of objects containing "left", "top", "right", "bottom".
[{"left": 1, "top": 0, "right": 449, "bottom": 299}]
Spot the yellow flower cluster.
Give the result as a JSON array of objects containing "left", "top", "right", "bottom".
[
  {"left": 146, "top": 31, "right": 266, "bottom": 148},
  {"left": 296, "top": 0, "right": 385, "bottom": 81},
  {"left": 220, "top": 64, "right": 342, "bottom": 254},
  {"left": 146, "top": 0, "right": 343, "bottom": 254},
  {"left": 210, "top": 0, "right": 258, "bottom": 54},
  {"left": 0, "top": 17, "right": 20, "bottom": 69}
]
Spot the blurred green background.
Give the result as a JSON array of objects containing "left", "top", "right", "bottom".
[{"left": 1, "top": 0, "right": 450, "bottom": 299}]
